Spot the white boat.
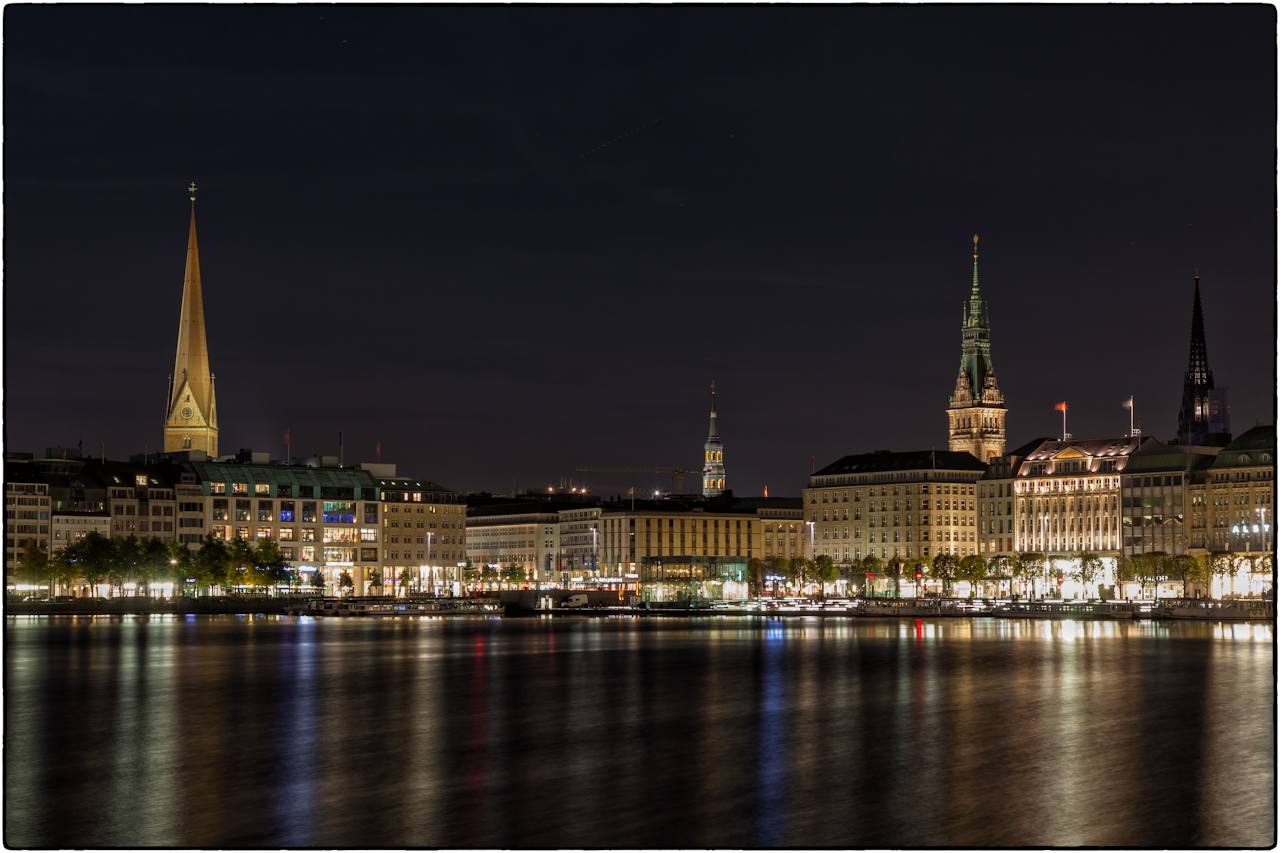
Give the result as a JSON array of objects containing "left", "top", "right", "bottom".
[
  {"left": 861, "top": 600, "right": 943, "bottom": 617},
  {"left": 289, "top": 597, "right": 502, "bottom": 617},
  {"left": 994, "top": 602, "right": 1120, "bottom": 619},
  {"left": 1157, "top": 599, "right": 1274, "bottom": 622}
]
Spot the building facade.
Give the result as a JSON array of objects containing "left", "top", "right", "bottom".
[
  {"left": 557, "top": 504, "right": 604, "bottom": 580},
  {"left": 947, "top": 235, "right": 1007, "bottom": 462},
  {"left": 1010, "top": 436, "right": 1153, "bottom": 560},
  {"left": 465, "top": 502, "right": 568, "bottom": 587},
  {"left": 806, "top": 450, "right": 988, "bottom": 566},
  {"left": 164, "top": 191, "right": 219, "bottom": 456},
  {"left": 377, "top": 474, "right": 466, "bottom": 594},
  {"left": 1187, "top": 425, "right": 1275, "bottom": 554}
]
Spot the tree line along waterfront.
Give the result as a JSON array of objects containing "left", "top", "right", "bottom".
[{"left": 8, "top": 528, "right": 1273, "bottom": 604}]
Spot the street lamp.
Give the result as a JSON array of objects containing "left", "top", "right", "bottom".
[{"left": 425, "top": 532, "right": 435, "bottom": 596}]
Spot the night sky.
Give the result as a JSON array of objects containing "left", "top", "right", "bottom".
[{"left": 5, "top": 6, "right": 1275, "bottom": 496}]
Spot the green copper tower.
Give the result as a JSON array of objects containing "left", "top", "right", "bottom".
[{"left": 947, "top": 235, "right": 1006, "bottom": 461}]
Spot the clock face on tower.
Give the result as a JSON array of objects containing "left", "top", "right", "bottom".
[{"left": 180, "top": 406, "right": 194, "bottom": 420}]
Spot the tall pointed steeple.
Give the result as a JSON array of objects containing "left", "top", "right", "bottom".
[
  {"left": 947, "top": 234, "right": 1006, "bottom": 462},
  {"left": 702, "top": 381, "right": 725, "bottom": 497},
  {"left": 164, "top": 183, "right": 219, "bottom": 456},
  {"left": 1177, "top": 273, "right": 1230, "bottom": 446}
]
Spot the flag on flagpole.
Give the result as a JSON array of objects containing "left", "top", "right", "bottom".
[
  {"left": 376, "top": 441, "right": 380, "bottom": 461},
  {"left": 1121, "top": 397, "right": 1133, "bottom": 409},
  {"left": 1055, "top": 402, "right": 1068, "bottom": 412},
  {"left": 284, "top": 428, "right": 290, "bottom": 444}
]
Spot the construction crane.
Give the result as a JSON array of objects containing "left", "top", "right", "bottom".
[{"left": 575, "top": 466, "right": 698, "bottom": 495}]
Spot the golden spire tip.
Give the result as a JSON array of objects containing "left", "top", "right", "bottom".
[{"left": 188, "top": 182, "right": 198, "bottom": 202}]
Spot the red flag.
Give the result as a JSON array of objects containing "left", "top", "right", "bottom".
[
  {"left": 376, "top": 441, "right": 381, "bottom": 461},
  {"left": 1055, "top": 402, "right": 1068, "bottom": 412},
  {"left": 284, "top": 428, "right": 290, "bottom": 444},
  {"left": 764, "top": 486, "right": 768, "bottom": 497}
]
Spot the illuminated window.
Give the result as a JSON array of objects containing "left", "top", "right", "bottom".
[
  {"left": 278, "top": 528, "right": 294, "bottom": 541},
  {"left": 232, "top": 483, "right": 247, "bottom": 495},
  {"left": 300, "top": 528, "right": 315, "bottom": 542},
  {"left": 301, "top": 545, "right": 315, "bottom": 561},
  {"left": 257, "top": 527, "right": 272, "bottom": 539},
  {"left": 255, "top": 484, "right": 270, "bottom": 496}
]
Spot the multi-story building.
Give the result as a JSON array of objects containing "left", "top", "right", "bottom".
[
  {"left": 977, "top": 438, "right": 1049, "bottom": 556},
  {"left": 1006, "top": 436, "right": 1154, "bottom": 597},
  {"left": 164, "top": 189, "right": 220, "bottom": 456},
  {"left": 466, "top": 501, "right": 573, "bottom": 587},
  {"left": 51, "top": 511, "right": 112, "bottom": 554},
  {"left": 376, "top": 473, "right": 467, "bottom": 595},
  {"left": 86, "top": 461, "right": 179, "bottom": 542},
  {"left": 947, "top": 236, "right": 1007, "bottom": 463},
  {"left": 1119, "top": 443, "right": 1221, "bottom": 558},
  {"left": 1187, "top": 425, "right": 1275, "bottom": 554},
  {"left": 5, "top": 459, "right": 51, "bottom": 581},
  {"left": 188, "top": 458, "right": 382, "bottom": 594},
  {"left": 598, "top": 494, "right": 803, "bottom": 599},
  {"left": 557, "top": 503, "right": 605, "bottom": 580},
  {"left": 756, "top": 499, "right": 806, "bottom": 561},
  {"left": 806, "top": 450, "right": 988, "bottom": 566}
]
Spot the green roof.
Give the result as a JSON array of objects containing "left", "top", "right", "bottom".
[{"left": 1208, "top": 425, "right": 1276, "bottom": 469}]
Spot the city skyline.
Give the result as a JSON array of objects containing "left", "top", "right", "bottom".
[{"left": 5, "top": 6, "right": 1275, "bottom": 496}]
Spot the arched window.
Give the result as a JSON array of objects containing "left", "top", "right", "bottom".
[
  {"left": 1239, "top": 454, "right": 1251, "bottom": 465},
  {"left": 1260, "top": 453, "right": 1272, "bottom": 464}
]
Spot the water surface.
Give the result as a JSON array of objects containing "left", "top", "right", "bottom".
[{"left": 5, "top": 615, "right": 1274, "bottom": 847}]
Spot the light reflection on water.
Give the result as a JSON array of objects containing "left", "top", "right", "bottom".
[{"left": 3, "top": 614, "right": 1273, "bottom": 848}]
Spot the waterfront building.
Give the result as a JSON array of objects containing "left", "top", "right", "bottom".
[
  {"left": 50, "top": 511, "right": 112, "bottom": 552},
  {"left": 947, "top": 236, "right": 1007, "bottom": 462},
  {"left": 978, "top": 438, "right": 1049, "bottom": 556},
  {"left": 1120, "top": 443, "right": 1221, "bottom": 558},
  {"left": 1175, "top": 274, "right": 1231, "bottom": 447},
  {"left": 1011, "top": 435, "right": 1151, "bottom": 557},
  {"left": 702, "top": 382, "right": 726, "bottom": 497},
  {"left": 598, "top": 494, "right": 802, "bottom": 600},
  {"left": 1187, "top": 425, "right": 1275, "bottom": 555},
  {"left": 87, "top": 460, "right": 179, "bottom": 541},
  {"left": 806, "top": 450, "right": 987, "bottom": 567},
  {"left": 164, "top": 188, "right": 220, "bottom": 456},
  {"left": 375, "top": 472, "right": 466, "bottom": 594},
  {"left": 465, "top": 501, "right": 574, "bottom": 587},
  {"left": 187, "top": 457, "right": 383, "bottom": 595},
  {"left": 756, "top": 499, "right": 806, "bottom": 561},
  {"left": 557, "top": 503, "right": 604, "bottom": 580},
  {"left": 4, "top": 460, "right": 51, "bottom": 579}
]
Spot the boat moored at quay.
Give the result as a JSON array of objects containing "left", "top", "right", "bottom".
[
  {"left": 287, "top": 597, "right": 503, "bottom": 617},
  {"left": 1154, "top": 599, "right": 1274, "bottom": 622}
]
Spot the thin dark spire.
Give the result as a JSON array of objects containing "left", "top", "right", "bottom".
[
  {"left": 1187, "top": 273, "right": 1212, "bottom": 387},
  {"left": 708, "top": 380, "right": 718, "bottom": 438}
]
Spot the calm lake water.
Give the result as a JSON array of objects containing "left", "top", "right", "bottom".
[{"left": 4, "top": 614, "right": 1274, "bottom": 848}]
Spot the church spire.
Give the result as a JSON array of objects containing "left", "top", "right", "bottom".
[
  {"left": 1177, "top": 272, "right": 1229, "bottom": 446},
  {"left": 164, "top": 183, "right": 219, "bottom": 456},
  {"left": 1186, "top": 273, "right": 1211, "bottom": 386},
  {"left": 702, "top": 380, "right": 725, "bottom": 497}
]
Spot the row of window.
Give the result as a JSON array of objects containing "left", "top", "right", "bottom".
[{"left": 814, "top": 483, "right": 974, "bottom": 504}]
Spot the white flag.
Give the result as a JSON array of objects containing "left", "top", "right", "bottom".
[{"left": 1121, "top": 397, "right": 1133, "bottom": 409}]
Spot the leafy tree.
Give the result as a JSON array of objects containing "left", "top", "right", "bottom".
[
  {"left": 1016, "top": 552, "right": 1045, "bottom": 597},
  {"left": 252, "top": 539, "right": 292, "bottom": 595},
  {"left": 226, "top": 537, "right": 257, "bottom": 592},
  {"left": 309, "top": 569, "right": 326, "bottom": 591},
  {"left": 192, "top": 533, "right": 231, "bottom": 594},
  {"left": 1204, "top": 551, "right": 1234, "bottom": 598},
  {"left": 747, "top": 556, "right": 767, "bottom": 596},
  {"left": 958, "top": 555, "right": 988, "bottom": 595},
  {"left": 929, "top": 552, "right": 960, "bottom": 596},
  {"left": 812, "top": 554, "right": 838, "bottom": 595},
  {"left": 1072, "top": 552, "right": 1104, "bottom": 599},
  {"left": 136, "top": 536, "right": 172, "bottom": 596},
  {"left": 854, "top": 553, "right": 882, "bottom": 597},
  {"left": 788, "top": 557, "right": 813, "bottom": 592},
  {"left": 398, "top": 568, "right": 413, "bottom": 594},
  {"left": 65, "top": 531, "right": 112, "bottom": 596},
  {"left": 109, "top": 536, "right": 142, "bottom": 596},
  {"left": 167, "top": 537, "right": 193, "bottom": 596},
  {"left": 339, "top": 572, "right": 354, "bottom": 594},
  {"left": 16, "top": 539, "right": 51, "bottom": 597},
  {"left": 1133, "top": 551, "right": 1169, "bottom": 599},
  {"left": 1164, "top": 553, "right": 1205, "bottom": 599}
]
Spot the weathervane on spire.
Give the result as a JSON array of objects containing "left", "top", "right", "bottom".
[{"left": 188, "top": 182, "right": 198, "bottom": 202}]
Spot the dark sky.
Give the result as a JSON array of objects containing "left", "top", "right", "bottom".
[{"left": 5, "top": 6, "right": 1275, "bottom": 496}]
